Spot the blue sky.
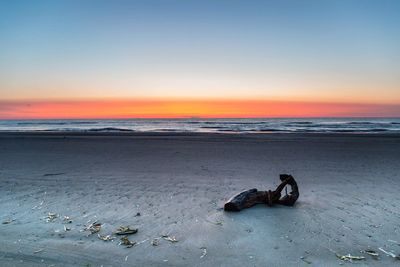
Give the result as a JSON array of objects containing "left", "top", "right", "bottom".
[{"left": 1, "top": 0, "right": 399, "bottom": 104}]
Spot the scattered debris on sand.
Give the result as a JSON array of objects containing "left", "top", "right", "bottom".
[
  {"left": 2, "top": 218, "right": 15, "bottom": 224},
  {"left": 135, "top": 238, "right": 149, "bottom": 246},
  {"left": 119, "top": 236, "right": 136, "bottom": 248},
  {"left": 336, "top": 253, "right": 365, "bottom": 261},
  {"left": 115, "top": 226, "right": 138, "bottom": 235},
  {"left": 98, "top": 234, "right": 115, "bottom": 241},
  {"left": 151, "top": 238, "right": 160, "bottom": 246},
  {"left": 362, "top": 249, "right": 379, "bottom": 258},
  {"left": 300, "top": 256, "right": 312, "bottom": 264},
  {"left": 162, "top": 235, "right": 178, "bottom": 243},
  {"left": 32, "top": 200, "right": 44, "bottom": 210},
  {"left": 38, "top": 210, "right": 183, "bottom": 251},
  {"left": 209, "top": 220, "right": 223, "bottom": 226},
  {"left": 369, "top": 224, "right": 382, "bottom": 228},
  {"left": 46, "top": 213, "right": 58, "bottom": 222},
  {"left": 300, "top": 252, "right": 312, "bottom": 265},
  {"left": 378, "top": 248, "right": 400, "bottom": 259},
  {"left": 84, "top": 221, "right": 102, "bottom": 234},
  {"left": 63, "top": 216, "right": 73, "bottom": 224},
  {"left": 200, "top": 247, "right": 207, "bottom": 259}
]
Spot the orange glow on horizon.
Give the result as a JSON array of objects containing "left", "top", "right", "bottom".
[{"left": 0, "top": 99, "right": 399, "bottom": 119}]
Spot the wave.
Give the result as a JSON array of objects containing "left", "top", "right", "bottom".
[
  {"left": 256, "top": 129, "right": 288, "bottom": 132},
  {"left": 345, "top": 121, "right": 375, "bottom": 125},
  {"left": 86, "top": 127, "right": 134, "bottom": 132},
  {"left": 1, "top": 119, "right": 400, "bottom": 134},
  {"left": 200, "top": 126, "right": 230, "bottom": 129},
  {"left": 187, "top": 121, "right": 265, "bottom": 125},
  {"left": 285, "top": 121, "right": 313, "bottom": 125}
]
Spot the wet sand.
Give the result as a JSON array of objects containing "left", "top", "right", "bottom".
[{"left": 0, "top": 132, "right": 400, "bottom": 266}]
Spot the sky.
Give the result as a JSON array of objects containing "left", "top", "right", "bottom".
[{"left": 0, "top": 0, "right": 399, "bottom": 118}]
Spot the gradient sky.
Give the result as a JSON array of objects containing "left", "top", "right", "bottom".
[{"left": 1, "top": 0, "right": 399, "bottom": 118}]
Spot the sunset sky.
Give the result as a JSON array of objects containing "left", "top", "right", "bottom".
[{"left": 1, "top": 0, "right": 399, "bottom": 118}]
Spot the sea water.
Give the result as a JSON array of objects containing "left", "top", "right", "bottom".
[{"left": 1, "top": 118, "right": 400, "bottom": 133}]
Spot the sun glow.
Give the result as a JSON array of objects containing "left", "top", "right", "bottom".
[{"left": 1, "top": 99, "right": 399, "bottom": 119}]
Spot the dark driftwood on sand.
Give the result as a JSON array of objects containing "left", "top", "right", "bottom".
[
  {"left": 224, "top": 174, "right": 299, "bottom": 211},
  {"left": 224, "top": 189, "right": 268, "bottom": 211}
]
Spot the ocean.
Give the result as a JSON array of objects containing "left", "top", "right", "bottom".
[{"left": 1, "top": 118, "right": 400, "bottom": 133}]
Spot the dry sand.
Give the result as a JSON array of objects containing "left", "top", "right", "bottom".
[{"left": 0, "top": 132, "right": 400, "bottom": 267}]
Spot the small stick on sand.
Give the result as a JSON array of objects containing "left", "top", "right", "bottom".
[
  {"left": 2, "top": 218, "right": 15, "bottom": 224},
  {"left": 162, "top": 235, "right": 178, "bottom": 243},
  {"left": 33, "top": 249, "right": 44, "bottom": 254},
  {"left": 200, "top": 247, "right": 207, "bottom": 259},
  {"left": 378, "top": 248, "right": 400, "bottom": 259}
]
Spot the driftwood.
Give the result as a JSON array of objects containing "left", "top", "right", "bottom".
[
  {"left": 224, "top": 174, "right": 299, "bottom": 212},
  {"left": 224, "top": 189, "right": 268, "bottom": 211}
]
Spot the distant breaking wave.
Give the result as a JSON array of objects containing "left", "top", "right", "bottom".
[
  {"left": 0, "top": 118, "right": 400, "bottom": 133},
  {"left": 86, "top": 127, "right": 134, "bottom": 132}
]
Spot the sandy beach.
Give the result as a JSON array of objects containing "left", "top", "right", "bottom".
[{"left": 1, "top": 132, "right": 400, "bottom": 267}]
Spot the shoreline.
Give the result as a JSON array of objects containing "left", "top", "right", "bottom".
[{"left": 1, "top": 130, "right": 400, "bottom": 138}]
